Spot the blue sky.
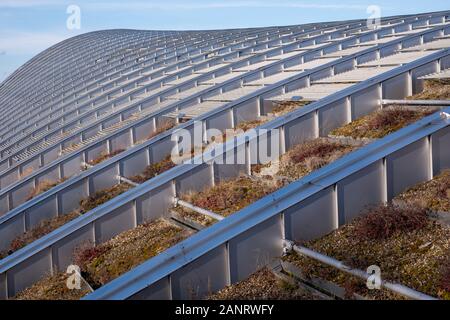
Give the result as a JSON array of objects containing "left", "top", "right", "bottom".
[{"left": 0, "top": 0, "right": 449, "bottom": 82}]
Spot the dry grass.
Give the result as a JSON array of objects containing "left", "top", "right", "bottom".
[
  {"left": 26, "top": 178, "right": 67, "bottom": 201},
  {"left": 353, "top": 204, "right": 429, "bottom": 240},
  {"left": 330, "top": 107, "right": 434, "bottom": 139},
  {"left": 271, "top": 100, "right": 309, "bottom": 116},
  {"left": 4, "top": 183, "right": 133, "bottom": 258},
  {"left": 235, "top": 119, "right": 267, "bottom": 132},
  {"left": 173, "top": 206, "right": 216, "bottom": 227},
  {"left": 74, "top": 218, "right": 191, "bottom": 288},
  {"left": 19, "top": 167, "right": 34, "bottom": 179},
  {"left": 88, "top": 149, "right": 125, "bottom": 166},
  {"left": 251, "top": 162, "right": 272, "bottom": 174},
  {"left": 129, "top": 155, "right": 175, "bottom": 183},
  {"left": 285, "top": 203, "right": 450, "bottom": 299},
  {"left": 8, "top": 211, "right": 80, "bottom": 254},
  {"left": 14, "top": 272, "right": 91, "bottom": 300},
  {"left": 174, "top": 176, "right": 281, "bottom": 225},
  {"left": 208, "top": 267, "right": 314, "bottom": 300},
  {"left": 181, "top": 176, "right": 280, "bottom": 216},
  {"left": 173, "top": 139, "right": 355, "bottom": 226},
  {"left": 14, "top": 219, "right": 191, "bottom": 299},
  {"left": 408, "top": 79, "right": 450, "bottom": 100},
  {"left": 147, "top": 121, "right": 176, "bottom": 140},
  {"left": 79, "top": 183, "right": 132, "bottom": 214},
  {"left": 277, "top": 138, "right": 355, "bottom": 179},
  {"left": 222, "top": 118, "right": 269, "bottom": 142},
  {"left": 231, "top": 101, "right": 308, "bottom": 134},
  {"left": 440, "top": 254, "right": 450, "bottom": 300},
  {"left": 394, "top": 170, "right": 450, "bottom": 212}
]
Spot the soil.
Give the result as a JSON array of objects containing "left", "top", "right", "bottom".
[
  {"left": 276, "top": 138, "right": 356, "bottom": 180},
  {"left": 284, "top": 202, "right": 450, "bottom": 300},
  {"left": 129, "top": 155, "right": 176, "bottom": 183},
  {"left": 14, "top": 219, "right": 192, "bottom": 299},
  {"left": 88, "top": 149, "right": 125, "bottom": 166},
  {"left": 408, "top": 79, "right": 450, "bottom": 100},
  {"left": 330, "top": 107, "right": 434, "bottom": 139},
  {"left": 2, "top": 183, "right": 133, "bottom": 258},
  {"left": 208, "top": 267, "right": 315, "bottom": 300},
  {"left": 14, "top": 272, "right": 91, "bottom": 300},
  {"left": 173, "top": 176, "right": 282, "bottom": 226},
  {"left": 74, "top": 218, "right": 192, "bottom": 288},
  {"left": 394, "top": 170, "right": 450, "bottom": 213},
  {"left": 26, "top": 178, "right": 67, "bottom": 201}
]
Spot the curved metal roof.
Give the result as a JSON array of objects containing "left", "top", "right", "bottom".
[{"left": 0, "top": 10, "right": 449, "bottom": 300}]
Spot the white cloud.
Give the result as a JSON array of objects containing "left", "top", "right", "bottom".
[
  {"left": 0, "top": 31, "right": 68, "bottom": 55},
  {"left": 0, "top": 0, "right": 65, "bottom": 8},
  {"left": 86, "top": 1, "right": 370, "bottom": 11}
]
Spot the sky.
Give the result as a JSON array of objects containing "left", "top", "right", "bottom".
[{"left": 0, "top": 0, "right": 449, "bottom": 82}]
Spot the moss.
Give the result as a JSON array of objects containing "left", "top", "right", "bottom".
[
  {"left": 14, "top": 219, "right": 192, "bottom": 299},
  {"left": 79, "top": 183, "right": 132, "bottom": 214},
  {"left": 271, "top": 101, "right": 309, "bottom": 116},
  {"left": 26, "top": 178, "right": 67, "bottom": 201},
  {"left": 224, "top": 101, "right": 308, "bottom": 142},
  {"left": 88, "top": 149, "right": 125, "bottom": 166},
  {"left": 14, "top": 272, "right": 91, "bottom": 300},
  {"left": 251, "top": 162, "right": 272, "bottom": 174},
  {"left": 74, "top": 219, "right": 191, "bottom": 288},
  {"left": 3, "top": 183, "right": 134, "bottom": 259},
  {"left": 394, "top": 170, "right": 450, "bottom": 212},
  {"left": 408, "top": 79, "right": 450, "bottom": 100},
  {"left": 173, "top": 140, "right": 355, "bottom": 226},
  {"left": 330, "top": 107, "right": 434, "bottom": 139},
  {"left": 147, "top": 121, "right": 176, "bottom": 140},
  {"left": 207, "top": 267, "right": 315, "bottom": 300},
  {"left": 284, "top": 203, "right": 450, "bottom": 299},
  {"left": 174, "top": 176, "right": 281, "bottom": 220},
  {"left": 235, "top": 119, "right": 267, "bottom": 132},
  {"left": 129, "top": 155, "right": 176, "bottom": 183},
  {"left": 353, "top": 204, "right": 429, "bottom": 240},
  {"left": 7, "top": 211, "right": 80, "bottom": 255},
  {"left": 231, "top": 101, "right": 308, "bottom": 134},
  {"left": 439, "top": 253, "right": 450, "bottom": 298},
  {"left": 173, "top": 207, "right": 216, "bottom": 227},
  {"left": 277, "top": 138, "right": 355, "bottom": 179},
  {"left": 19, "top": 167, "right": 34, "bottom": 179}
]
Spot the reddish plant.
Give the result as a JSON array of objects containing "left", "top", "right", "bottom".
[
  {"left": 342, "top": 278, "right": 361, "bottom": 299},
  {"left": 236, "top": 119, "right": 265, "bottom": 132},
  {"left": 182, "top": 177, "right": 279, "bottom": 216},
  {"left": 73, "top": 244, "right": 110, "bottom": 269},
  {"left": 88, "top": 149, "right": 125, "bottom": 166},
  {"left": 288, "top": 140, "right": 348, "bottom": 164},
  {"left": 79, "top": 183, "right": 131, "bottom": 214},
  {"left": 354, "top": 204, "right": 429, "bottom": 240},
  {"left": 366, "top": 108, "right": 431, "bottom": 131},
  {"left": 147, "top": 121, "right": 175, "bottom": 140},
  {"left": 130, "top": 155, "right": 175, "bottom": 183},
  {"left": 440, "top": 255, "right": 450, "bottom": 293}
]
